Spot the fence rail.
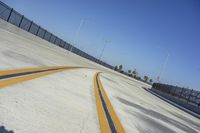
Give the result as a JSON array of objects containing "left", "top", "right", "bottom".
[
  {"left": 0, "top": 1, "right": 113, "bottom": 69},
  {"left": 152, "top": 83, "right": 200, "bottom": 106}
]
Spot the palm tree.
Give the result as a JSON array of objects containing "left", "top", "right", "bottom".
[
  {"left": 114, "top": 65, "right": 118, "bottom": 71},
  {"left": 128, "top": 70, "right": 132, "bottom": 76},
  {"left": 137, "top": 76, "right": 141, "bottom": 80},
  {"left": 119, "top": 65, "right": 123, "bottom": 70},
  {"left": 144, "top": 76, "right": 149, "bottom": 82},
  {"left": 132, "top": 69, "right": 137, "bottom": 78},
  {"left": 118, "top": 65, "right": 123, "bottom": 73}
]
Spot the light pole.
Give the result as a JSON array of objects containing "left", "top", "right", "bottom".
[
  {"left": 157, "top": 51, "right": 170, "bottom": 83},
  {"left": 99, "top": 40, "right": 111, "bottom": 60},
  {"left": 69, "top": 19, "right": 86, "bottom": 53}
]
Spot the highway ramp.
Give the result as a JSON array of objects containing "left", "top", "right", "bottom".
[{"left": 0, "top": 19, "right": 199, "bottom": 133}]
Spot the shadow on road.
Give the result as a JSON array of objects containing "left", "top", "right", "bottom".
[{"left": 0, "top": 126, "right": 14, "bottom": 133}]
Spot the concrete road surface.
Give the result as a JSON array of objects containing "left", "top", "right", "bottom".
[{"left": 0, "top": 19, "right": 199, "bottom": 133}]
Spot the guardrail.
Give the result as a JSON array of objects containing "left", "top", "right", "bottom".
[
  {"left": 0, "top": 1, "right": 114, "bottom": 69},
  {"left": 152, "top": 83, "right": 200, "bottom": 107}
]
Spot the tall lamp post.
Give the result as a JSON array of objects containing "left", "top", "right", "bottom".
[
  {"left": 157, "top": 51, "right": 170, "bottom": 83},
  {"left": 69, "top": 19, "right": 86, "bottom": 53},
  {"left": 99, "top": 40, "right": 111, "bottom": 60}
]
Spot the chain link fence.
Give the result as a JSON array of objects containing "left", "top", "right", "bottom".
[
  {"left": 152, "top": 83, "right": 200, "bottom": 107},
  {"left": 0, "top": 1, "right": 113, "bottom": 69}
]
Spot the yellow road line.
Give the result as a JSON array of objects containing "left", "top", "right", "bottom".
[
  {"left": 0, "top": 67, "right": 79, "bottom": 89},
  {"left": 0, "top": 66, "right": 68, "bottom": 76},
  {"left": 94, "top": 72, "right": 126, "bottom": 133},
  {"left": 97, "top": 73, "right": 125, "bottom": 133},
  {"left": 94, "top": 72, "right": 111, "bottom": 133}
]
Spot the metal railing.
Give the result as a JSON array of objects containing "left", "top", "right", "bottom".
[
  {"left": 152, "top": 83, "right": 200, "bottom": 106},
  {"left": 0, "top": 1, "right": 113, "bottom": 69}
]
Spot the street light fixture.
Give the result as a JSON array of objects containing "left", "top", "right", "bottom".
[
  {"left": 99, "top": 39, "right": 111, "bottom": 60},
  {"left": 157, "top": 51, "right": 170, "bottom": 83},
  {"left": 69, "top": 18, "right": 87, "bottom": 53}
]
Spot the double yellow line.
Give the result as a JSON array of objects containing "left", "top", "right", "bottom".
[
  {"left": 94, "top": 72, "right": 125, "bottom": 133},
  {"left": 0, "top": 66, "right": 125, "bottom": 132},
  {"left": 0, "top": 66, "right": 80, "bottom": 89}
]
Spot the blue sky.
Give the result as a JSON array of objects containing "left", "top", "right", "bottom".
[{"left": 2, "top": 0, "right": 200, "bottom": 90}]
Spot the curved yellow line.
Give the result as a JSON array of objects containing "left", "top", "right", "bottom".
[
  {"left": 93, "top": 72, "right": 111, "bottom": 133},
  {"left": 97, "top": 72, "right": 126, "bottom": 133},
  {"left": 0, "top": 67, "right": 79, "bottom": 89},
  {"left": 0, "top": 66, "right": 78, "bottom": 76}
]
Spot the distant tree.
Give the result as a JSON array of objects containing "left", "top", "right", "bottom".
[
  {"left": 137, "top": 76, "right": 141, "bottom": 80},
  {"left": 119, "top": 65, "right": 123, "bottom": 70},
  {"left": 144, "top": 76, "right": 149, "bottom": 82},
  {"left": 114, "top": 65, "right": 118, "bottom": 71},
  {"left": 128, "top": 70, "right": 132, "bottom": 76},
  {"left": 118, "top": 65, "right": 123, "bottom": 73},
  {"left": 132, "top": 69, "right": 137, "bottom": 78},
  {"left": 149, "top": 79, "right": 153, "bottom": 83}
]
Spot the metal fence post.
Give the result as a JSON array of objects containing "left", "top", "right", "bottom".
[
  {"left": 187, "top": 89, "right": 193, "bottom": 102},
  {"left": 36, "top": 26, "right": 40, "bottom": 35},
  {"left": 169, "top": 87, "right": 173, "bottom": 95},
  {"left": 18, "top": 15, "right": 24, "bottom": 27},
  {"left": 28, "top": 21, "right": 33, "bottom": 32},
  {"left": 179, "top": 88, "right": 184, "bottom": 98},
  {"left": 49, "top": 33, "right": 52, "bottom": 41},
  {"left": 59, "top": 39, "right": 61, "bottom": 46},
  {"left": 195, "top": 92, "right": 200, "bottom": 106},
  {"left": 42, "top": 30, "right": 46, "bottom": 39},
  {"left": 54, "top": 37, "right": 57, "bottom": 44},
  {"left": 7, "top": 8, "right": 13, "bottom": 22},
  {"left": 173, "top": 87, "right": 177, "bottom": 96},
  {"left": 63, "top": 42, "right": 66, "bottom": 49}
]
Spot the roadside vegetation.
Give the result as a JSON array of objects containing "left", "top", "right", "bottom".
[{"left": 114, "top": 65, "right": 153, "bottom": 85}]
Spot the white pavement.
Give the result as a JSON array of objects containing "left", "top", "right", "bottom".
[
  {"left": 100, "top": 73, "right": 200, "bottom": 133},
  {"left": 0, "top": 19, "right": 199, "bottom": 133}
]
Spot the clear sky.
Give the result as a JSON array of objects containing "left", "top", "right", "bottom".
[{"left": 2, "top": 0, "right": 200, "bottom": 90}]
